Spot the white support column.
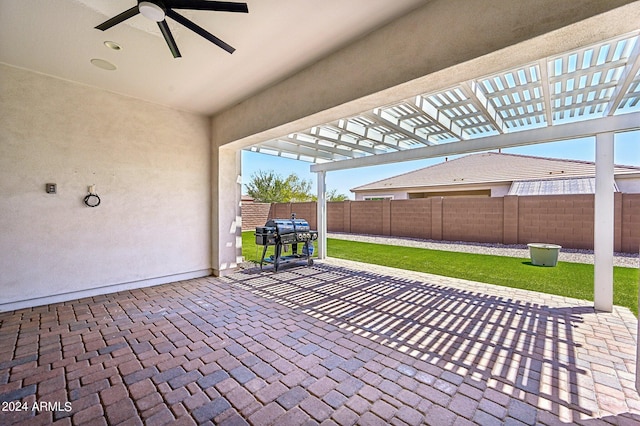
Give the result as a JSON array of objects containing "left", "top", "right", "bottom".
[
  {"left": 316, "top": 171, "right": 327, "bottom": 259},
  {"left": 212, "top": 146, "right": 243, "bottom": 276},
  {"left": 594, "top": 132, "right": 615, "bottom": 312}
]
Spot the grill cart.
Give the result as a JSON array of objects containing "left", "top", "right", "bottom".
[{"left": 255, "top": 213, "right": 318, "bottom": 272}]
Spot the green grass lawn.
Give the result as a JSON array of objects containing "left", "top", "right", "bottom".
[{"left": 241, "top": 231, "right": 639, "bottom": 315}]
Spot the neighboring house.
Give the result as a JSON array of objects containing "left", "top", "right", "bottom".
[{"left": 351, "top": 152, "right": 640, "bottom": 200}]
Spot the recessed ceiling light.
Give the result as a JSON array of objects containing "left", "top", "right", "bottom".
[
  {"left": 90, "top": 58, "right": 117, "bottom": 71},
  {"left": 104, "top": 41, "right": 122, "bottom": 51}
]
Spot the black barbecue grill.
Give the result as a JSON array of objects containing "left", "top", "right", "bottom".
[{"left": 255, "top": 213, "right": 318, "bottom": 271}]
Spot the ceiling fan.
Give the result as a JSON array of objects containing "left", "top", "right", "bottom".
[{"left": 95, "top": 0, "right": 248, "bottom": 58}]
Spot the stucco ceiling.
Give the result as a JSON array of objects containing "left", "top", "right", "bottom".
[{"left": 0, "top": 0, "right": 425, "bottom": 115}]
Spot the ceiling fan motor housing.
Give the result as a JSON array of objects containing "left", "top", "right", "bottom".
[{"left": 138, "top": 1, "right": 166, "bottom": 22}]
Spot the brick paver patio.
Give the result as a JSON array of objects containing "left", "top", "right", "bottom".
[{"left": 1, "top": 259, "right": 639, "bottom": 425}]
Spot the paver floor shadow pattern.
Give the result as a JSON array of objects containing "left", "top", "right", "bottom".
[{"left": 0, "top": 262, "right": 638, "bottom": 425}]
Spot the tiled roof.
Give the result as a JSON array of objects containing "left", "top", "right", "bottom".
[{"left": 351, "top": 152, "right": 640, "bottom": 192}]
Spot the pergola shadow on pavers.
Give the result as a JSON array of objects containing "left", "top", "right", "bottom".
[
  {"left": 229, "top": 261, "right": 640, "bottom": 423},
  {"left": 0, "top": 262, "right": 638, "bottom": 425}
]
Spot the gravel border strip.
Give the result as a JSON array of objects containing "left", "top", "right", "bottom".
[{"left": 327, "top": 232, "right": 639, "bottom": 268}]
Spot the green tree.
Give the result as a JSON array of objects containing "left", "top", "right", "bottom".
[
  {"left": 246, "top": 170, "right": 313, "bottom": 203},
  {"left": 326, "top": 189, "right": 349, "bottom": 201},
  {"left": 309, "top": 189, "right": 350, "bottom": 202}
]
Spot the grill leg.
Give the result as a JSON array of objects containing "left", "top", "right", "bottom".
[
  {"left": 259, "top": 245, "right": 269, "bottom": 270},
  {"left": 274, "top": 243, "right": 282, "bottom": 272},
  {"left": 305, "top": 241, "right": 313, "bottom": 266}
]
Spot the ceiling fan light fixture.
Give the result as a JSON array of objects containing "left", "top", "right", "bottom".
[{"left": 139, "top": 1, "right": 165, "bottom": 22}]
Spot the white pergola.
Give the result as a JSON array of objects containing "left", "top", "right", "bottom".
[
  {"left": 250, "top": 32, "right": 640, "bottom": 162},
  {"left": 247, "top": 31, "right": 640, "bottom": 313}
]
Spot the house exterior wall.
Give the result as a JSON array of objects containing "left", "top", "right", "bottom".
[
  {"left": 273, "top": 194, "right": 640, "bottom": 253},
  {"left": 617, "top": 176, "right": 640, "bottom": 193},
  {"left": 355, "top": 191, "right": 406, "bottom": 201},
  {"left": 0, "top": 65, "right": 212, "bottom": 311},
  {"left": 353, "top": 179, "right": 640, "bottom": 200},
  {"left": 212, "top": 146, "right": 242, "bottom": 276},
  {"left": 491, "top": 185, "right": 512, "bottom": 197},
  {"left": 354, "top": 183, "right": 512, "bottom": 200}
]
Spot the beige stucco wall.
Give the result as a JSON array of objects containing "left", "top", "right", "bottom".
[
  {"left": 354, "top": 183, "right": 513, "bottom": 200},
  {"left": 355, "top": 191, "right": 407, "bottom": 201},
  {"left": 617, "top": 175, "right": 640, "bottom": 193},
  {"left": 491, "top": 185, "right": 512, "bottom": 197},
  {"left": 211, "top": 145, "right": 242, "bottom": 276},
  {"left": 0, "top": 64, "right": 212, "bottom": 310}
]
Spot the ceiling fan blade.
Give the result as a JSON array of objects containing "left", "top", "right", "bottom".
[
  {"left": 166, "top": 9, "right": 235, "bottom": 54},
  {"left": 167, "top": 0, "right": 248, "bottom": 13},
  {"left": 95, "top": 6, "right": 139, "bottom": 31},
  {"left": 157, "top": 20, "right": 182, "bottom": 58}
]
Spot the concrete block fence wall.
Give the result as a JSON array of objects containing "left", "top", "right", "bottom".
[
  {"left": 241, "top": 201, "right": 317, "bottom": 231},
  {"left": 258, "top": 194, "right": 640, "bottom": 253},
  {"left": 240, "top": 202, "right": 272, "bottom": 232},
  {"left": 623, "top": 194, "right": 640, "bottom": 253}
]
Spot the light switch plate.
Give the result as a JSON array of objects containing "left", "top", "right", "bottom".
[{"left": 46, "top": 183, "right": 57, "bottom": 194}]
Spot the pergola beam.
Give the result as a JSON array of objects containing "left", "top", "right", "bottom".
[
  {"left": 252, "top": 141, "right": 340, "bottom": 162},
  {"left": 305, "top": 126, "right": 384, "bottom": 155},
  {"left": 460, "top": 81, "right": 506, "bottom": 134},
  {"left": 366, "top": 110, "right": 433, "bottom": 146},
  {"left": 311, "top": 111, "right": 640, "bottom": 172},
  {"left": 278, "top": 136, "right": 362, "bottom": 160},
  {"left": 334, "top": 119, "right": 407, "bottom": 152},
  {"left": 414, "top": 95, "right": 466, "bottom": 140},
  {"left": 538, "top": 59, "right": 555, "bottom": 127},
  {"left": 604, "top": 37, "right": 640, "bottom": 116}
]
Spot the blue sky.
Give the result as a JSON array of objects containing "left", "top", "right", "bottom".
[{"left": 242, "top": 130, "right": 639, "bottom": 199}]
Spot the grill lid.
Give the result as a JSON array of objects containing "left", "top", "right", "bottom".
[{"left": 264, "top": 218, "right": 310, "bottom": 234}]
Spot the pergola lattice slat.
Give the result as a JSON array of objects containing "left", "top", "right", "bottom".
[{"left": 250, "top": 31, "right": 640, "bottom": 165}]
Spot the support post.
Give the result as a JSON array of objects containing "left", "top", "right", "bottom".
[
  {"left": 316, "top": 171, "right": 327, "bottom": 259},
  {"left": 594, "top": 133, "right": 615, "bottom": 312},
  {"left": 212, "top": 146, "right": 242, "bottom": 276},
  {"left": 637, "top": 255, "right": 640, "bottom": 393}
]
